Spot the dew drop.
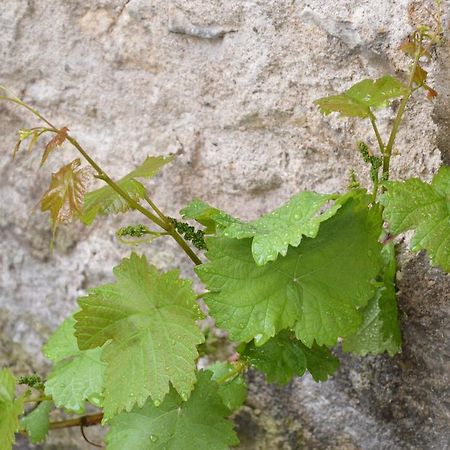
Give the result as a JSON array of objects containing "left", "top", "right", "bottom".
[
  {"left": 150, "top": 434, "right": 159, "bottom": 442},
  {"left": 254, "top": 334, "right": 264, "bottom": 344},
  {"left": 154, "top": 400, "right": 161, "bottom": 407}
]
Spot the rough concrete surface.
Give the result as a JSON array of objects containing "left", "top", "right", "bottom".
[{"left": 0, "top": 1, "right": 448, "bottom": 449}]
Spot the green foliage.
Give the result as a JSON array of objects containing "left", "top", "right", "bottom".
[
  {"left": 105, "top": 371, "right": 239, "bottom": 450},
  {"left": 343, "top": 243, "right": 401, "bottom": 356},
  {"left": 3, "top": 14, "right": 449, "bottom": 446},
  {"left": 381, "top": 166, "right": 450, "bottom": 272},
  {"left": 43, "top": 316, "right": 106, "bottom": 413},
  {"left": 241, "top": 331, "right": 339, "bottom": 384},
  {"left": 222, "top": 192, "right": 342, "bottom": 265},
  {"left": 0, "top": 368, "right": 24, "bottom": 450},
  {"left": 20, "top": 401, "right": 52, "bottom": 444},
  {"left": 207, "top": 362, "right": 247, "bottom": 412},
  {"left": 81, "top": 155, "right": 172, "bottom": 225},
  {"left": 181, "top": 198, "right": 237, "bottom": 234},
  {"left": 197, "top": 193, "right": 383, "bottom": 347},
  {"left": 74, "top": 253, "right": 204, "bottom": 419},
  {"left": 315, "top": 75, "right": 408, "bottom": 118}
]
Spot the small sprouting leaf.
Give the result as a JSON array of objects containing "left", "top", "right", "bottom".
[
  {"left": 399, "top": 38, "right": 430, "bottom": 59},
  {"left": 105, "top": 371, "right": 239, "bottom": 450},
  {"left": 315, "top": 75, "right": 408, "bottom": 118},
  {"left": 20, "top": 400, "right": 52, "bottom": 444},
  {"left": 0, "top": 368, "right": 24, "bottom": 450},
  {"left": 241, "top": 330, "right": 339, "bottom": 384},
  {"left": 222, "top": 192, "right": 342, "bottom": 265},
  {"left": 412, "top": 64, "right": 428, "bottom": 86},
  {"left": 343, "top": 243, "right": 401, "bottom": 356},
  {"left": 40, "top": 158, "right": 90, "bottom": 233},
  {"left": 381, "top": 166, "right": 450, "bottom": 272},
  {"left": 207, "top": 362, "right": 247, "bottom": 412},
  {"left": 81, "top": 155, "right": 172, "bottom": 225},
  {"left": 181, "top": 199, "right": 237, "bottom": 234},
  {"left": 197, "top": 193, "right": 383, "bottom": 347},
  {"left": 74, "top": 253, "right": 204, "bottom": 419},
  {"left": 426, "top": 86, "right": 438, "bottom": 100},
  {"left": 41, "top": 127, "right": 69, "bottom": 166},
  {"left": 42, "top": 316, "right": 106, "bottom": 413}
]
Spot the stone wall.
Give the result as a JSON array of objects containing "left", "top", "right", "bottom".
[{"left": 0, "top": 1, "right": 448, "bottom": 449}]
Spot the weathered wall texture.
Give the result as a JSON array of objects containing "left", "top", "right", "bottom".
[{"left": 0, "top": 1, "right": 449, "bottom": 449}]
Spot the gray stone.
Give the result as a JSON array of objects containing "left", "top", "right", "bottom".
[{"left": 0, "top": 0, "right": 448, "bottom": 449}]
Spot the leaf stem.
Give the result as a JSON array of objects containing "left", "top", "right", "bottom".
[
  {"left": 23, "top": 395, "right": 52, "bottom": 404},
  {"left": 369, "top": 112, "right": 385, "bottom": 154},
  {"left": 143, "top": 192, "right": 168, "bottom": 222}
]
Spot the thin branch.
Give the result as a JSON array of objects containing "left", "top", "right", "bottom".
[{"left": 48, "top": 412, "right": 103, "bottom": 430}]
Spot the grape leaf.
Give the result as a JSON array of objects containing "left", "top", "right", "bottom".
[
  {"left": 40, "top": 158, "right": 90, "bottom": 233},
  {"left": 222, "top": 192, "right": 342, "bottom": 265},
  {"left": 181, "top": 198, "right": 237, "bottom": 234},
  {"left": 343, "top": 243, "right": 401, "bottom": 356},
  {"left": 300, "top": 341, "right": 340, "bottom": 382},
  {"left": 197, "top": 193, "right": 383, "bottom": 347},
  {"left": 106, "top": 371, "right": 238, "bottom": 450},
  {"left": 81, "top": 155, "right": 173, "bottom": 225},
  {"left": 20, "top": 400, "right": 52, "bottom": 444},
  {"left": 42, "top": 316, "right": 106, "bottom": 413},
  {"left": 207, "top": 362, "right": 247, "bottom": 412},
  {"left": 74, "top": 253, "right": 204, "bottom": 419},
  {"left": 241, "top": 330, "right": 339, "bottom": 384},
  {"left": 381, "top": 166, "right": 450, "bottom": 272},
  {"left": 315, "top": 75, "right": 408, "bottom": 118},
  {"left": 0, "top": 368, "right": 24, "bottom": 450},
  {"left": 41, "top": 126, "right": 69, "bottom": 166}
]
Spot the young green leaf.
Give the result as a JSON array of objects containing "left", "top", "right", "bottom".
[
  {"left": 81, "top": 155, "right": 173, "bottom": 225},
  {"left": 381, "top": 166, "right": 450, "bottom": 272},
  {"left": 42, "top": 316, "right": 106, "bottom": 413},
  {"left": 180, "top": 198, "right": 237, "bottom": 234},
  {"left": 105, "top": 371, "right": 239, "bottom": 450},
  {"left": 0, "top": 368, "right": 24, "bottom": 450},
  {"left": 40, "top": 158, "right": 90, "bottom": 233},
  {"left": 315, "top": 75, "right": 408, "bottom": 118},
  {"left": 207, "top": 362, "right": 247, "bottom": 412},
  {"left": 343, "top": 243, "right": 401, "bottom": 356},
  {"left": 222, "top": 192, "right": 342, "bottom": 265},
  {"left": 74, "top": 253, "right": 204, "bottom": 419},
  {"left": 241, "top": 330, "right": 339, "bottom": 384},
  {"left": 197, "top": 193, "right": 383, "bottom": 347},
  {"left": 20, "top": 401, "right": 52, "bottom": 444}
]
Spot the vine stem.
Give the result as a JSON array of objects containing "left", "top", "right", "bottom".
[
  {"left": 1, "top": 92, "right": 202, "bottom": 266},
  {"left": 381, "top": 33, "right": 423, "bottom": 184},
  {"left": 67, "top": 136, "right": 202, "bottom": 265},
  {"left": 48, "top": 412, "right": 104, "bottom": 430}
]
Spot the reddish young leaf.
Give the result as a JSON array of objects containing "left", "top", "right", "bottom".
[
  {"left": 40, "top": 158, "right": 90, "bottom": 232},
  {"left": 41, "top": 126, "right": 69, "bottom": 166},
  {"left": 426, "top": 86, "right": 438, "bottom": 100}
]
